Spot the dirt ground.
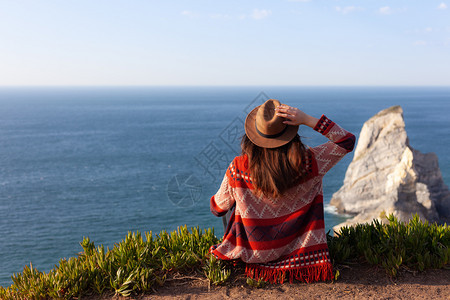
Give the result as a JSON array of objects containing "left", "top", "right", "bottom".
[{"left": 90, "top": 264, "right": 450, "bottom": 300}]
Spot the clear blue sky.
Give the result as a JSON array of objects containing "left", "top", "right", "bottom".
[{"left": 0, "top": 0, "right": 449, "bottom": 86}]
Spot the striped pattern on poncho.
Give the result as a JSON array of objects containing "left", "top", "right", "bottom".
[{"left": 209, "top": 115, "right": 355, "bottom": 283}]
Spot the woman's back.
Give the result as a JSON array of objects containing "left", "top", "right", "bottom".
[{"left": 209, "top": 100, "right": 355, "bottom": 283}]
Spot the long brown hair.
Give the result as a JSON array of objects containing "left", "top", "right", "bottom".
[{"left": 241, "top": 134, "right": 307, "bottom": 198}]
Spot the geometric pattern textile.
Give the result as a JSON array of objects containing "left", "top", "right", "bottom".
[{"left": 210, "top": 115, "right": 355, "bottom": 283}]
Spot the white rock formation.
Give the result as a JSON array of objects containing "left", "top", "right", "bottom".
[{"left": 330, "top": 106, "right": 450, "bottom": 230}]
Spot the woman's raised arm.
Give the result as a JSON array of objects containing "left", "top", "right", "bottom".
[
  {"left": 275, "top": 104, "right": 319, "bottom": 128},
  {"left": 276, "top": 104, "right": 355, "bottom": 176}
]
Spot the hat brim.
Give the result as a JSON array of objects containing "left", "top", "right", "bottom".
[{"left": 244, "top": 105, "right": 299, "bottom": 149}]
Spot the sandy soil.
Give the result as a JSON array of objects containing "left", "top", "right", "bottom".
[{"left": 90, "top": 264, "right": 450, "bottom": 300}]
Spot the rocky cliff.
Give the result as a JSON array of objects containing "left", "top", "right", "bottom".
[{"left": 330, "top": 106, "right": 450, "bottom": 230}]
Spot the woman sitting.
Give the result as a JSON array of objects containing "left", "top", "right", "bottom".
[{"left": 209, "top": 99, "right": 355, "bottom": 283}]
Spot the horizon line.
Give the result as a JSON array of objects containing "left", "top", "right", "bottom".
[{"left": 1, "top": 85, "right": 450, "bottom": 88}]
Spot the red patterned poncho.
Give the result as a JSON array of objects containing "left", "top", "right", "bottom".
[{"left": 209, "top": 115, "right": 355, "bottom": 283}]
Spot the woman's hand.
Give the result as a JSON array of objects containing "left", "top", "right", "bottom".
[{"left": 275, "top": 104, "right": 318, "bottom": 128}]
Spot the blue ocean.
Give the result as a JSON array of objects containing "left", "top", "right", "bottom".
[{"left": 0, "top": 86, "right": 449, "bottom": 287}]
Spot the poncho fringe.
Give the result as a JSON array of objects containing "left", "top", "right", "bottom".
[{"left": 245, "top": 261, "right": 333, "bottom": 284}]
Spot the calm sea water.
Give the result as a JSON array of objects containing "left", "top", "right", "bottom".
[{"left": 0, "top": 86, "right": 449, "bottom": 286}]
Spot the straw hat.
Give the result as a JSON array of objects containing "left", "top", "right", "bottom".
[{"left": 244, "top": 99, "right": 299, "bottom": 148}]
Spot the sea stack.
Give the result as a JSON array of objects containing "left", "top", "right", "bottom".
[{"left": 330, "top": 106, "right": 450, "bottom": 230}]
